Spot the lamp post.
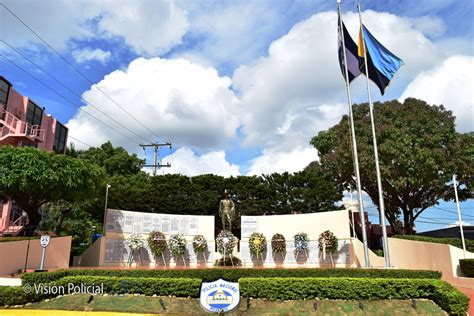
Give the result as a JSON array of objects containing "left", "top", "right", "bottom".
[
  {"left": 22, "top": 211, "right": 31, "bottom": 273},
  {"left": 102, "top": 184, "right": 111, "bottom": 233}
]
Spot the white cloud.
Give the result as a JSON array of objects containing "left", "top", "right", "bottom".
[
  {"left": 161, "top": 147, "right": 240, "bottom": 177},
  {"left": 1, "top": 0, "right": 188, "bottom": 55},
  {"left": 400, "top": 55, "right": 474, "bottom": 132},
  {"left": 66, "top": 57, "right": 239, "bottom": 151},
  {"left": 247, "top": 146, "right": 317, "bottom": 176},
  {"left": 233, "top": 11, "right": 445, "bottom": 149},
  {"left": 96, "top": 0, "right": 188, "bottom": 55},
  {"left": 231, "top": 10, "right": 465, "bottom": 175},
  {"left": 72, "top": 48, "right": 111, "bottom": 64}
]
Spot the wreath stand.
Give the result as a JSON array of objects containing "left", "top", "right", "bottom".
[
  {"left": 272, "top": 251, "right": 285, "bottom": 263},
  {"left": 223, "top": 242, "right": 234, "bottom": 267},
  {"left": 127, "top": 247, "right": 143, "bottom": 267},
  {"left": 295, "top": 248, "right": 308, "bottom": 264},
  {"left": 154, "top": 252, "right": 167, "bottom": 267}
]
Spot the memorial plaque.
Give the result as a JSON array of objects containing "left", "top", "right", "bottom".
[
  {"left": 189, "top": 217, "right": 198, "bottom": 235},
  {"left": 123, "top": 214, "right": 134, "bottom": 233},
  {"left": 162, "top": 216, "right": 170, "bottom": 233},
  {"left": 106, "top": 211, "right": 123, "bottom": 232},
  {"left": 104, "top": 239, "right": 115, "bottom": 262},
  {"left": 133, "top": 213, "right": 143, "bottom": 234},
  {"left": 170, "top": 216, "right": 179, "bottom": 234},
  {"left": 143, "top": 214, "right": 152, "bottom": 234},
  {"left": 285, "top": 241, "right": 296, "bottom": 263},
  {"left": 179, "top": 217, "right": 190, "bottom": 235},
  {"left": 241, "top": 217, "right": 258, "bottom": 238}
]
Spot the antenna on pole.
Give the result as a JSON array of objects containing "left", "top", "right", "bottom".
[{"left": 140, "top": 142, "right": 172, "bottom": 176}]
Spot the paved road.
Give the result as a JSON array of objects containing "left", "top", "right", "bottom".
[{"left": 0, "top": 277, "right": 21, "bottom": 286}]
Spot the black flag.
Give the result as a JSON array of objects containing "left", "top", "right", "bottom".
[{"left": 338, "top": 13, "right": 361, "bottom": 84}]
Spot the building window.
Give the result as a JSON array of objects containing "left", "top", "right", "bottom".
[
  {"left": 53, "top": 121, "right": 68, "bottom": 153},
  {"left": 26, "top": 100, "right": 43, "bottom": 127},
  {"left": 20, "top": 140, "right": 38, "bottom": 148},
  {"left": 0, "top": 77, "right": 10, "bottom": 114}
]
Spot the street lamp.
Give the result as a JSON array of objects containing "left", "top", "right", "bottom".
[
  {"left": 102, "top": 184, "right": 111, "bottom": 233},
  {"left": 22, "top": 211, "right": 30, "bottom": 273}
]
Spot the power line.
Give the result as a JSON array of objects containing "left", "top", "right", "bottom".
[
  {"left": 1, "top": 40, "right": 153, "bottom": 145},
  {"left": 432, "top": 206, "right": 474, "bottom": 219},
  {"left": 0, "top": 52, "right": 142, "bottom": 145},
  {"left": 0, "top": 1, "right": 168, "bottom": 144},
  {"left": 68, "top": 135, "right": 93, "bottom": 148}
]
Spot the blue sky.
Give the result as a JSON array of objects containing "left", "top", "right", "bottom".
[{"left": 0, "top": 0, "right": 472, "bottom": 232}]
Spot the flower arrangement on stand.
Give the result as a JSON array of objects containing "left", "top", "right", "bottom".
[
  {"left": 192, "top": 235, "right": 208, "bottom": 262},
  {"left": 215, "top": 230, "right": 238, "bottom": 266},
  {"left": 271, "top": 233, "right": 286, "bottom": 261},
  {"left": 293, "top": 232, "right": 309, "bottom": 260},
  {"left": 249, "top": 232, "right": 267, "bottom": 261},
  {"left": 318, "top": 230, "right": 339, "bottom": 262},
  {"left": 147, "top": 231, "right": 167, "bottom": 265},
  {"left": 127, "top": 233, "right": 144, "bottom": 266},
  {"left": 168, "top": 234, "right": 187, "bottom": 258}
]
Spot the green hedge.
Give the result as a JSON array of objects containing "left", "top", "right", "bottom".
[
  {"left": 0, "top": 237, "right": 39, "bottom": 243},
  {"left": 393, "top": 234, "right": 474, "bottom": 253},
  {"left": 2, "top": 276, "right": 201, "bottom": 307},
  {"left": 239, "top": 277, "right": 469, "bottom": 315},
  {"left": 459, "top": 259, "right": 474, "bottom": 277},
  {"left": 0, "top": 286, "right": 48, "bottom": 306},
  {"left": 21, "top": 267, "right": 441, "bottom": 285}
]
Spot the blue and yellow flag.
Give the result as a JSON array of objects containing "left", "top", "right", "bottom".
[{"left": 358, "top": 25, "right": 403, "bottom": 95}]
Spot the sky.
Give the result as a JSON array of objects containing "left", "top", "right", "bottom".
[{"left": 0, "top": 0, "right": 473, "bottom": 232}]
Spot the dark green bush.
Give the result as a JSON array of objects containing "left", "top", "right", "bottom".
[
  {"left": 239, "top": 277, "right": 469, "bottom": 315},
  {"left": 22, "top": 267, "right": 441, "bottom": 285},
  {"left": 2, "top": 277, "right": 201, "bottom": 307},
  {"left": 0, "top": 286, "right": 48, "bottom": 306},
  {"left": 55, "top": 276, "right": 201, "bottom": 297},
  {"left": 459, "top": 259, "right": 474, "bottom": 277},
  {"left": 393, "top": 235, "right": 474, "bottom": 253},
  {"left": 0, "top": 237, "right": 39, "bottom": 243}
]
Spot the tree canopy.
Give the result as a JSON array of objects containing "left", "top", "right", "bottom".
[
  {"left": 76, "top": 141, "right": 145, "bottom": 176},
  {"left": 310, "top": 98, "right": 473, "bottom": 233},
  {"left": 0, "top": 146, "right": 104, "bottom": 227}
]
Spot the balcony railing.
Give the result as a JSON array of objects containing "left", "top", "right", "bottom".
[{"left": 0, "top": 109, "right": 45, "bottom": 143}]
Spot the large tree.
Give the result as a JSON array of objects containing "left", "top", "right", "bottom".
[
  {"left": 310, "top": 98, "right": 473, "bottom": 233},
  {"left": 77, "top": 141, "right": 145, "bottom": 176},
  {"left": 0, "top": 146, "right": 105, "bottom": 229}
]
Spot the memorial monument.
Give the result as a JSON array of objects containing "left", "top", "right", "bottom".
[{"left": 218, "top": 189, "right": 235, "bottom": 231}]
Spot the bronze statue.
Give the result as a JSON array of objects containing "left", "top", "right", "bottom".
[{"left": 219, "top": 190, "right": 235, "bottom": 231}]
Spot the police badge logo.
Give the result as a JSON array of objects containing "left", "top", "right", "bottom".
[{"left": 200, "top": 278, "right": 240, "bottom": 313}]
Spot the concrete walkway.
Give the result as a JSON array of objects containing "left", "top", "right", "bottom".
[
  {"left": 457, "top": 287, "right": 474, "bottom": 316},
  {"left": 0, "top": 277, "right": 21, "bottom": 286}
]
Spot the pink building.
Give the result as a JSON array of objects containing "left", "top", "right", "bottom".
[{"left": 0, "top": 76, "right": 68, "bottom": 236}]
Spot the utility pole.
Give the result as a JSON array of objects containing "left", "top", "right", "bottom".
[{"left": 140, "top": 142, "right": 172, "bottom": 176}]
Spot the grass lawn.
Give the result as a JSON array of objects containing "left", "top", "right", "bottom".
[{"left": 8, "top": 294, "right": 447, "bottom": 315}]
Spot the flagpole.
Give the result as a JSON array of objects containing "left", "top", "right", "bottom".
[
  {"left": 357, "top": 0, "right": 390, "bottom": 268},
  {"left": 453, "top": 175, "right": 467, "bottom": 258},
  {"left": 338, "top": 0, "right": 370, "bottom": 267}
]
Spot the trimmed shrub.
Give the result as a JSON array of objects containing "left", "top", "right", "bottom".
[
  {"left": 2, "top": 277, "right": 201, "bottom": 307},
  {"left": 21, "top": 268, "right": 442, "bottom": 285},
  {"left": 0, "top": 286, "right": 48, "bottom": 306},
  {"left": 393, "top": 235, "right": 474, "bottom": 253},
  {"left": 239, "top": 277, "right": 469, "bottom": 315},
  {"left": 56, "top": 276, "right": 201, "bottom": 297},
  {"left": 459, "top": 259, "right": 474, "bottom": 277}
]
